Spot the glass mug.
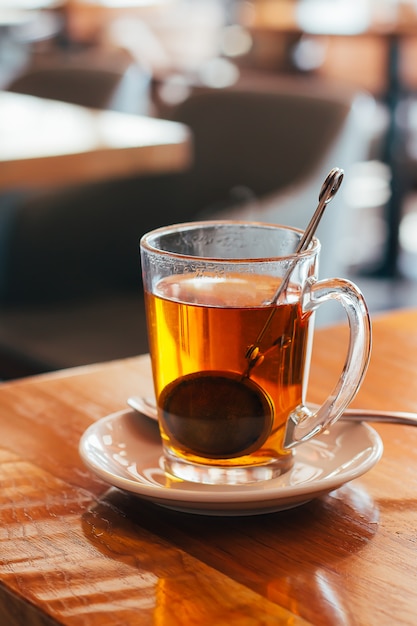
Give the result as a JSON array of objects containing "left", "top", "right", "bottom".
[{"left": 140, "top": 221, "right": 371, "bottom": 485}]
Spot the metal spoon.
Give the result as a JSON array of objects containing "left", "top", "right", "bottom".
[
  {"left": 245, "top": 167, "right": 344, "bottom": 374},
  {"left": 127, "top": 395, "right": 417, "bottom": 427}
]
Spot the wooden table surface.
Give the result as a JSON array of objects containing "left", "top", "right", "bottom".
[
  {"left": 1, "top": 307, "right": 417, "bottom": 625},
  {"left": 0, "top": 91, "right": 191, "bottom": 191}
]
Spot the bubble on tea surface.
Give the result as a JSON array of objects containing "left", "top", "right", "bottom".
[{"left": 159, "top": 371, "right": 274, "bottom": 459}]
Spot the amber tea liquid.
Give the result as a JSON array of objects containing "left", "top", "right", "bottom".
[{"left": 145, "top": 272, "right": 313, "bottom": 473}]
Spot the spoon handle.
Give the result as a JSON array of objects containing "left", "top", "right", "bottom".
[
  {"left": 341, "top": 408, "right": 417, "bottom": 426},
  {"left": 245, "top": 168, "right": 344, "bottom": 371},
  {"left": 127, "top": 396, "right": 417, "bottom": 427}
]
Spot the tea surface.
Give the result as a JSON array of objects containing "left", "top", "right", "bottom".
[{"left": 145, "top": 273, "right": 312, "bottom": 464}]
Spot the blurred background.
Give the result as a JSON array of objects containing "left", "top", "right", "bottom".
[{"left": 1, "top": 0, "right": 417, "bottom": 379}]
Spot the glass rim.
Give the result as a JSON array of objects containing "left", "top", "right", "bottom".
[{"left": 140, "top": 220, "right": 320, "bottom": 263}]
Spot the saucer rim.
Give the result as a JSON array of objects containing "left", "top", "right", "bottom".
[{"left": 79, "top": 409, "right": 383, "bottom": 512}]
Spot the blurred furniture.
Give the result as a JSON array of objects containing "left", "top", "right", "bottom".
[
  {"left": 0, "top": 1, "right": 63, "bottom": 7},
  {"left": 103, "top": 0, "right": 226, "bottom": 80},
  {"left": 0, "top": 308, "right": 417, "bottom": 623},
  {"left": 0, "top": 91, "right": 191, "bottom": 190},
  {"left": 0, "top": 75, "right": 374, "bottom": 379},
  {"left": 238, "top": 0, "right": 417, "bottom": 276},
  {"left": 5, "top": 41, "right": 153, "bottom": 111},
  {"left": 0, "top": 1, "right": 63, "bottom": 27},
  {"left": 60, "top": 0, "right": 181, "bottom": 51},
  {"left": 5, "top": 46, "right": 137, "bottom": 110},
  {"left": 167, "top": 75, "right": 375, "bottom": 280},
  {"left": 0, "top": 2, "right": 64, "bottom": 88}
]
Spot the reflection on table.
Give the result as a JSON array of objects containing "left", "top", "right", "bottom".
[{"left": 0, "top": 307, "right": 416, "bottom": 623}]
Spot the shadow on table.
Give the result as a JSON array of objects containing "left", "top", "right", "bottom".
[{"left": 82, "top": 481, "right": 379, "bottom": 625}]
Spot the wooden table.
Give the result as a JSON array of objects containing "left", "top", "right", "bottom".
[
  {"left": 0, "top": 90, "right": 191, "bottom": 190},
  {"left": 0, "top": 307, "right": 417, "bottom": 624}
]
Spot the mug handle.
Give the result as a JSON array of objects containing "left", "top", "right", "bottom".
[{"left": 283, "top": 277, "right": 372, "bottom": 449}]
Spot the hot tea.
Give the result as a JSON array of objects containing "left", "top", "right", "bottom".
[
  {"left": 145, "top": 272, "right": 312, "bottom": 468},
  {"left": 140, "top": 220, "right": 371, "bottom": 485}
]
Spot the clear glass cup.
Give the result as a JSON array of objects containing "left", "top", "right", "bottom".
[{"left": 140, "top": 221, "right": 371, "bottom": 485}]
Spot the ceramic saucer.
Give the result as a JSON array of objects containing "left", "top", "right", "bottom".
[{"left": 79, "top": 409, "right": 383, "bottom": 516}]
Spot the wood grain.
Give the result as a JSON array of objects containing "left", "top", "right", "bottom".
[
  {"left": 0, "top": 308, "right": 417, "bottom": 624},
  {"left": 0, "top": 444, "right": 308, "bottom": 625}
]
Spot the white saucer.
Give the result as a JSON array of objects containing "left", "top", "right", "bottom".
[{"left": 79, "top": 409, "right": 383, "bottom": 516}]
